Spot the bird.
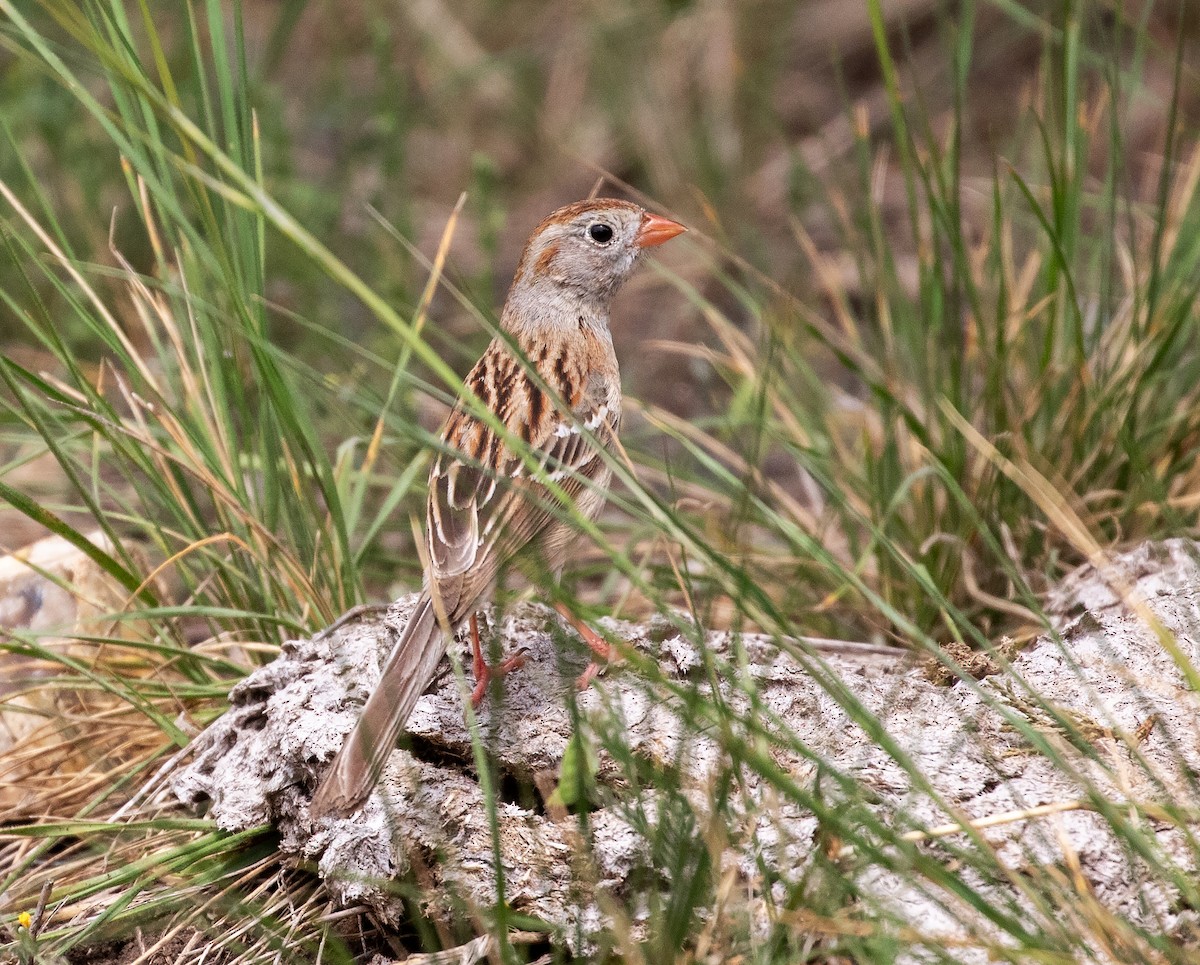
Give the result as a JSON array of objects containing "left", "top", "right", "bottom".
[{"left": 310, "top": 198, "right": 686, "bottom": 818}]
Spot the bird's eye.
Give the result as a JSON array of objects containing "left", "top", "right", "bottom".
[{"left": 588, "top": 223, "right": 614, "bottom": 244}]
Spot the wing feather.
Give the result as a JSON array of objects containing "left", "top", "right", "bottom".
[{"left": 425, "top": 336, "right": 619, "bottom": 620}]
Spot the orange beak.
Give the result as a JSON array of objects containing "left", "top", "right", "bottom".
[{"left": 635, "top": 212, "right": 687, "bottom": 248}]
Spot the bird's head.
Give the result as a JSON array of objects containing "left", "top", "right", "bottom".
[{"left": 505, "top": 199, "right": 685, "bottom": 326}]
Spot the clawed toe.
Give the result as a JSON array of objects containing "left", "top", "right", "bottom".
[
  {"left": 469, "top": 648, "right": 529, "bottom": 709},
  {"left": 553, "top": 602, "right": 621, "bottom": 691},
  {"left": 575, "top": 660, "right": 605, "bottom": 691}
]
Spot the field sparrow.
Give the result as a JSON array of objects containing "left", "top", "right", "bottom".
[{"left": 311, "top": 199, "right": 685, "bottom": 817}]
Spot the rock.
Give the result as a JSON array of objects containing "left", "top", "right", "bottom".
[
  {"left": 0, "top": 532, "right": 151, "bottom": 816},
  {"left": 170, "top": 540, "right": 1200, "bottom": 960}
]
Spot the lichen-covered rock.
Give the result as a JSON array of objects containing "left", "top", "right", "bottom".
[{"left": 171, "top": 540, "right": 1200, "bottom": 961}]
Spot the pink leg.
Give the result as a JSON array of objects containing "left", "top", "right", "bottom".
[
  {"left": 554, "top": 603, "right": 613, "bottom": 690},
  {"left": 469, "top": 613, "right": 527, "bottom": 708}
]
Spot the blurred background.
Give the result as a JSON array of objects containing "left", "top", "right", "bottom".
[{"left": 4, "top": 0, "right": 1191, "bottom": 404}]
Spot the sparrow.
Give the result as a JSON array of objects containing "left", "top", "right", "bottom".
[{"left": 310, "top": 198, "right": 686, "bottom": 818}]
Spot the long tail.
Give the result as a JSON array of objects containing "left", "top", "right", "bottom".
[{"left": 310, "top": 594, "right": 443, "bottom": 817}]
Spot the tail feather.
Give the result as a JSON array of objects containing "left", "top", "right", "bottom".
[{"left": 310, "top": 595, "right": 444, "bottom": 818}]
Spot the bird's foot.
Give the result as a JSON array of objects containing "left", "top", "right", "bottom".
[
  {"left": 554, "top": 602, "right": 617, "bottom": 691},
  {"left": 575, "top": 659, "right": 606, "bottom": 691},
  {"left": 468, "top": 612, "right": 528, "bottom": 709},
  {"left": 470, "top": 649, "right": 529, "bottom": 708}
]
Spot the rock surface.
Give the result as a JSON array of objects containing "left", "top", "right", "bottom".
[
  {"left": 171, "top": 540, "right": 1200, "bottom": 960},
  {"left": 0, "top": 532, "right": 151, "bottom": 816}
]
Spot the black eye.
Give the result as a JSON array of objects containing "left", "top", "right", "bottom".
[{"left": 588, "top": 223, "right": 614, "bottom": 244}]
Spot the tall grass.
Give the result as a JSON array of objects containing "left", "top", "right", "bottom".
[
  {"left": 2, "top": 0, "right": 1200, "bottom": 962},
  {"left": 645, "top": 5, "right": 1200, "bottom": 647}
]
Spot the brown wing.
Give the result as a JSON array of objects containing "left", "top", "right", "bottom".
[{"left": 425, "top": 336, "right": 619, "bottom": 621}]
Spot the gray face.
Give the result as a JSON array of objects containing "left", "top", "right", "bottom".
[{"left": 517, "top": 202, "right": 646, "bottom": 302}]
